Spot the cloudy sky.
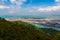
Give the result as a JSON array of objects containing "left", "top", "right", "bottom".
[{"left": 0, "top": 0, "right": 60, "bottom": 17}]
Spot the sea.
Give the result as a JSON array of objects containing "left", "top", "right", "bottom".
[
  {"left": 0, "top": 15, "right": 60, "bottom": 31},
  {"left": 0, "top": 15, "right": 60, "bottom": 18}
]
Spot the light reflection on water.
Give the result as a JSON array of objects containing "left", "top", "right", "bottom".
[{"left": 33, "top": 24, "right": 60, "bottom": 31}]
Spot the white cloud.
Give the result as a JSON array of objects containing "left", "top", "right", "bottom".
[
  {"left": 0, "top": 5, "right": 10, "bottom": 9},
  {"left": 55, "top": 0, "right": 60, "bottom": 2},
  {"left": 37, "top": 5, "right": 60, "bottom": 12},
  {"left": 9, "top": 0, "right": 27, "bottom": 9},
  {"left": 0, "top": 0, "right": 60, "bottom": 15},
  {"left": 10, "top": 0, "right": 26, "bottom": 6},
  {"left": 24, "top": 5, "right": 60, "bottom": 12},
  {"left": 36, "top": 0, "right": 60, "bottom": 12},
  {"left": 7, "top": 0, "right": 27, "bottom": 14}
]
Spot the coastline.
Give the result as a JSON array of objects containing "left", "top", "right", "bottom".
[{"left": 4, "top": 18, "right": 60, "bottom": 31}]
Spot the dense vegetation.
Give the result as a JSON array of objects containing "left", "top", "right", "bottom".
[
  {"left": 39, "top": 28, "right": 60, "bottom": 40},
  {"left": 0, "top": 17, "right": 60, "bottom": 40},
  {"left": 0, "top": 18, "right": 51, "bottom": 40}
]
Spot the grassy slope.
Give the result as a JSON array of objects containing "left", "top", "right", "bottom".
[
  {"left": 0, "top": 18, "right": 51, "bottom": 40},
  {"left": 39, "top": 28, "right": 60, "bottom": 40}
]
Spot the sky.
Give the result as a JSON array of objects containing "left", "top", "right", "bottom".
[{"left": 0, "top": 0, "right": 60, "bottom": 17}]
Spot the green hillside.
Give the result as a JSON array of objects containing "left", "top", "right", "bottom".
[
  {"left": 0, "top": 17, "right": 60, "bottom": 40},
  {"left": 0, "top": 18, "right": 60, "bottom": 40},
  {"left": 39, "top": 28, "right": 60, "bottom": 40}
]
